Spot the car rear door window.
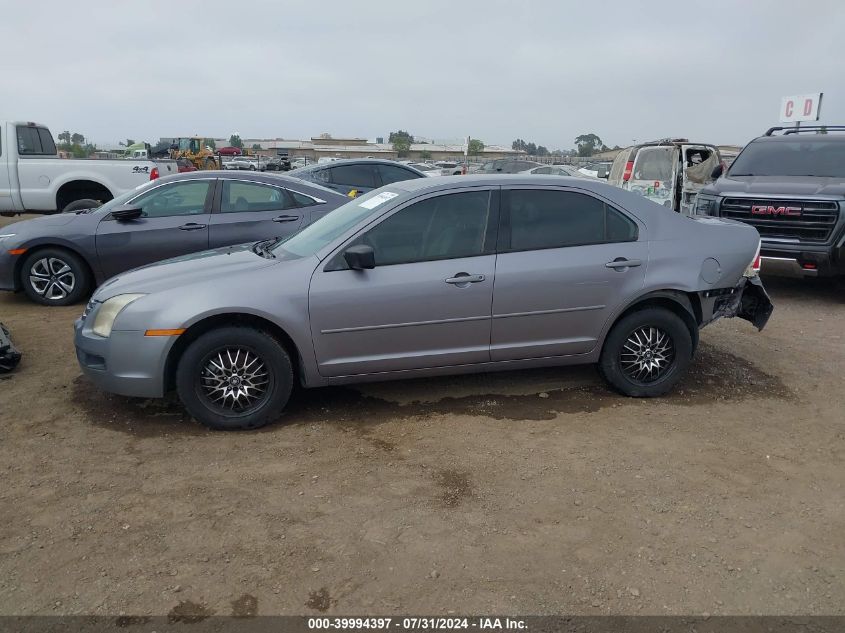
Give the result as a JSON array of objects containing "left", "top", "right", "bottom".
[
  {"left": 353, "top": 191, "right": 492, "bottom": 266},
  {"left": 290, "top": 190, "right": 320, "bottom": 207},
  {"left": 330, "top": 164, "right": 378, "bottom": 188},
  {"left": 378, "top": 164, "right": 423, "bottom": 185},
  {"left": 133, "top": 181, "right": 212, "bottom": 218},
  {"left": 16, "top": 126, "right": 56, "bottom": 155},
  {"left": 220, "top": 180, "right": 294, "bottom": 213},
  {"left": 503, "top": 189, "right": 637, "bottom": 251}
]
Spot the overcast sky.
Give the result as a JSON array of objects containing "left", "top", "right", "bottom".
[{"left": 4, "top": 0, "right": 844, "bottom": 149}]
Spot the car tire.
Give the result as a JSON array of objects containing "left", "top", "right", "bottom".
[
  {"left": 20, "top": 247, "right": 92, "bottom": 306},
  {"left": 63, "top": 198, "right": 102, "bottom": 213},
  {"left": 598, "top": 307, "right": 693, "bottom": 397},
  {"left": 176, "top": 326, "right": 293, "bottom": 431}
]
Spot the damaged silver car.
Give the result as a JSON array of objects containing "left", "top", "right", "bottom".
[{"left": 75, "top": 175, "right": 773, "bottom": 430}]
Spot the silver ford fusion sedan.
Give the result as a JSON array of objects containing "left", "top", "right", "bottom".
[{"left": 74, "top": 175, "right": 773, "bottom": 430}]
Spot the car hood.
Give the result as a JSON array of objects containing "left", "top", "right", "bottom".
[
  {"left": 94, "top": 243, "right": 281, "bottom": 299},
  {"left": 703, "top": 175, "right": 845, "bottom": 197},
  {"left": 4, "top": 211, "right": 90, "bottom": 234}
]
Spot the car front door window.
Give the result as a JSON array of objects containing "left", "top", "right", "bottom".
[
  {"left": 351, "top": 190, "right": 492, "bottom": 266},
  {"left": 134, "top": 181, "right": 212, "bottom": 218},
  {"left": 330, "top": 164, "right": 378, "bottom": 190}
]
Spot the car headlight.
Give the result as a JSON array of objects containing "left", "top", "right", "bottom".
[
  {"left": 92, "top": 294, "right": 146, "bottom": 338},
  {"left": 694, "top": 194, "right": 717, "bottom": 216}
]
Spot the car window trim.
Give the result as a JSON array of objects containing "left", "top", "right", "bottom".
[
  {"left": 498, "top": 185, "right": 640, "bottom": 253},
  {"left": 322, "top": 186, "right": 500, "bottom": 272}
]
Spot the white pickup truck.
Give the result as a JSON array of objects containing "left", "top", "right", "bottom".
[{"left": 0, "top": 120, "right": 177, "bottom": 216}]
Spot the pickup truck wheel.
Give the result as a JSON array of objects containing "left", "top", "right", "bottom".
[
  {"left": 62, "top": 198, "right": 101, "bottom": 213},
  {"left": 20, "top": 248, "right": 91, "bottom": 306},
  {"left": 599, "top": 308, "right": 692, "bottom": 397},
  {"left": 176, "top": 326, "right": 293, "bottom": 431}
]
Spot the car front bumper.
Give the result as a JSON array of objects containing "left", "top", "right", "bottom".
[
  {"left": 759, "top": 239, "right": 845, "bottom": 278},
  {"left": 0, "top": 249, "right": 19, "bottom": 291},
  {"left": 74, "top": 317, "right": 173, "bottom": 398}
]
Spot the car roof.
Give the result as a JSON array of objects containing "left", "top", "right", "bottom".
[
  {"left": 750, "top": 134, "right": 845, "bottom": 144},
  {"left": 294, "top": 158, "right": 427, "bottom": 175},
  {"left": 388, "top": 174, "right": 619, "bottom": 194}
]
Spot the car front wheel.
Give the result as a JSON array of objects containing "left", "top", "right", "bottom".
[
  {"left": 20, "top": 248, "right": 91, "bottom": 306},
  {"left": 176, "top": 326, "right": 293, "bottom": 430},
  {"left": 599, "top": 307, "right": 693, "bottom": 397}
]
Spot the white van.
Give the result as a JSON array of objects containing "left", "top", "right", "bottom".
[{"left": 608, "top": 140, "right": 722, "bottom": 214}]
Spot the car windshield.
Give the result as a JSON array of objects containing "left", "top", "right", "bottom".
[
  {"left": 275, "top": 189, "right": 403, "bottom": 257},
  {"left": 729, "top": 140, "right": 845, "bottom": 177}
]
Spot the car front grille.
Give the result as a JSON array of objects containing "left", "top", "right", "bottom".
[{"left": 720, "top": 197, "right": 840, "bottom": 242}]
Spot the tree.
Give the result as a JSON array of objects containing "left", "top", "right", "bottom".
[
  {"left": 419, "top": 149, "right": 432, "bottom": 160},
  {"left": 511, "top": 139, "right": 528, "bottom": 152},
  {"left": 389, "top": 130, "right": 414, "bottom": 158},
  {"left": 58, "top": 131, "right": 71, "bottom": 144},
  {"left": 536, "top": 145, "right": 549, "bottom": 157},
  {"left": 551, "top": 149, "right": 563, "bottom": 157},
  {"left": 252, "top": 143, "right": 261, "bottom": 151},
  {"left": 467, "top": 139, "right": 485, "bottom": 156},
  {"left": 526, "top": 142, "right": 537, "bottom": 155},
  {"left": 574, "top": 133, "right": 604, "bottom": 157},
  {"left": 71, "top": 132, "right": 85, "bottom": 145},
  {"left": 229, "top": 134, "right": 243, "bottom": 149}
]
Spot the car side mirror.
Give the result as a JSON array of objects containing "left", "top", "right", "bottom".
[
  {"left": 710, "top": 164, "right": 724, "bottom": 179},
  {"left": 343, "top": 244, "right": 375, "bottom": 270},
  {"left": 111, "top": 205, "right": 143, "bottom": 221}
]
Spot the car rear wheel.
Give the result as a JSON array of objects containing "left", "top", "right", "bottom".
[
  {"left": 20, "top": 248, "right": 91, "bottom": 306},
  {"left": 176, "top": 326, "right": 293, "bottom": 430},
  {"left": 599, "top": 308, "right": 693, "bottom": 397}
]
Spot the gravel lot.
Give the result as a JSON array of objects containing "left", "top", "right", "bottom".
[{"left": 0, "top": 214, "right": 843, "bottom": 617}]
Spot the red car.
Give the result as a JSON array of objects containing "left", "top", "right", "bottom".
[{"left": 216, "top": 146, "right": 243, "bottom": 156}]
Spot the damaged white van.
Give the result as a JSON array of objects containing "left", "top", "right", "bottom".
[{"left": 608, "top": 139, "right": 723, "bottom": 214}]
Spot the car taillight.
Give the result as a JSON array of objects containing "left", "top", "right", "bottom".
[
  {"left": 150, "top": 167, "right": 159, "bottom": 181},
  {"left": 745, "top": 241, "right": 761, "bottom": 277},
  {"left": 622, "top": 160, "right": 634, "bottom": 182}
]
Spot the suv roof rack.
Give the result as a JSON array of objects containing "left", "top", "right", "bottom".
[{"left": 764, "top": 125, "right": 845, "bottom": 136}]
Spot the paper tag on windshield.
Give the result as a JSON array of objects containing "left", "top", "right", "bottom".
[{"left": 359, "top": 191, "right": 399, "bottom": 209}]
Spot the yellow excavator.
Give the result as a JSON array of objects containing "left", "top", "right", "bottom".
[{"left": 168, "top": 137, "right": 219, "bottom": 170}]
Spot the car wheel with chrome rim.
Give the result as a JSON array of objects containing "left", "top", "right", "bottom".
[
  {"left": 20, "top": 247, "right": 91, "bottom": 306},
  {"left": 176, "top": 326, "right": 293, "bottom": 430},
  {"left": 599, "top": 307, "right": 693, "bottom": 397}
]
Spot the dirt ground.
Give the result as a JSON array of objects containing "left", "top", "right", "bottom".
[{"left": 0, "top": 214, "right": 843, "bottom": 618}]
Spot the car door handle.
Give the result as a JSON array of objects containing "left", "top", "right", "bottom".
[
  {"left": 445, "top": 273, "right": 485, "bottom": 284},
  {"left": 605, "top": 258, "right": 642, "bottom": 269},
  {"left": 178, "top": 222, "right": 207, "bottom": 231},
  {"left": 272, "top": 214, "right": 300, "bottom": 223}
]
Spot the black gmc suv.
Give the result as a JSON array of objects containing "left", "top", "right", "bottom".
[{"left": 694, "top": 126, "right": 845, "bottom": 278}]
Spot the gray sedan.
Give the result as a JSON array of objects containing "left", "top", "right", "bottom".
[
  {"left": 0, "top": 171, "right": 347, "bottom": 305},
  {"left": 74, "top": 175, "right": 773, "bottom": 430}
]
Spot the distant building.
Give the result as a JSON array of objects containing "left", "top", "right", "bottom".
[{"left": 209, "top": 136, "right": 521, "bottom": 162}]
